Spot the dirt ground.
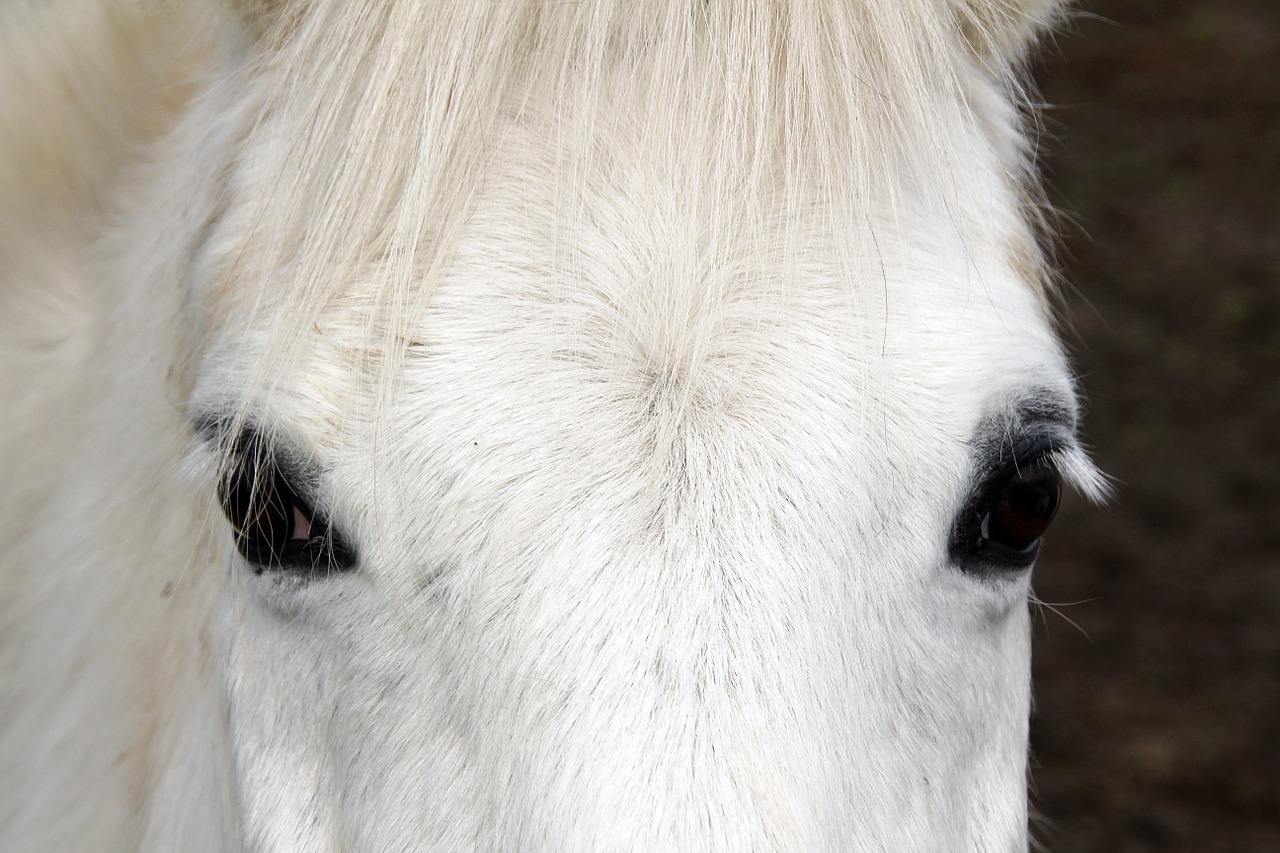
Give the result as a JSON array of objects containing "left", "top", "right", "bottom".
[{"left": 1026, "top": 1, "right": 1280, "bottom": 850}]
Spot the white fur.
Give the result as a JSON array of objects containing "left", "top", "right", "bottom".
[{"left": 0, "top": 2, "right": 1097, "bottom": 851}]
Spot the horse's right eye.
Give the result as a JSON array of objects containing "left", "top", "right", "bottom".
[{"left": 216, "top": 435, "right": 354, "bottom": 574}]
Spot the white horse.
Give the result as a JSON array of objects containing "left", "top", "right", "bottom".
[{"left": 1, "top": 1, "right": 1104, "bottom": 850}]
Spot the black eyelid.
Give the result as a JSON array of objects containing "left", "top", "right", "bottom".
[
  {"left": 198, "top": 419, "right": 322, "bottom": 513},
  {"left": 993, "top": 435, "right": 1062, "bottom": 480}
]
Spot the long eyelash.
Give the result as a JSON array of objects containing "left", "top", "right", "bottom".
[{"left": 1046, "top": 445, "right": 1113, "bottom": 505}]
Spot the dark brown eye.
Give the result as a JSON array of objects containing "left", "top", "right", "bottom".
[
  {"left": 215, "top": 432, "right": 354, "bottom": 574},
  {"left": 984, "top": 460, "right": 1061, "bottom": 552},
  {"left": 949, "top": 447, "right": 1066, "bottom": 575}
]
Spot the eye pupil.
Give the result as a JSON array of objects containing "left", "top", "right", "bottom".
[{"left": 987, "top": 461, "right": 1061, "bottom": 551}]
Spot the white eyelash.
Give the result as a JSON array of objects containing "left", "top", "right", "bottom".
[{"left": 1048, "top": 445, "right": 1113, "bottom": 505}]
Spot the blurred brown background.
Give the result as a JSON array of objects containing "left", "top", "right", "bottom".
[{"left": 1028, "top": 1, "right": 1279, "bottom": 850}]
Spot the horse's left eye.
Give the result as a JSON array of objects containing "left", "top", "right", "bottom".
[
  {"left": 983, "top": 460, "right": 1061, "bottom": 552},
  {"left": 215, "top": 435, "right": 353, "bottom": 574},
  {"left": 951, "top": 451, "right": 1063, "bottom": 573}
]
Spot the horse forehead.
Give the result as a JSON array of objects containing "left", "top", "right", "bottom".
[
  {"left": 415, "top": 134, "right": 1043, "bottom": 395},
  {"left": 376, "top": 141, "right": 1061, "bottom": 481},
  {"left": 208, "top": 78, "right": 1056, "bottom": 439},
  {"left": 201, "top": 30, "right": 1050, "bottom": 385}
]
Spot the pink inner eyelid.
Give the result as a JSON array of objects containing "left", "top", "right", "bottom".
[{"left": 291, "top": 505, "right": 312, "bottom": 541}]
